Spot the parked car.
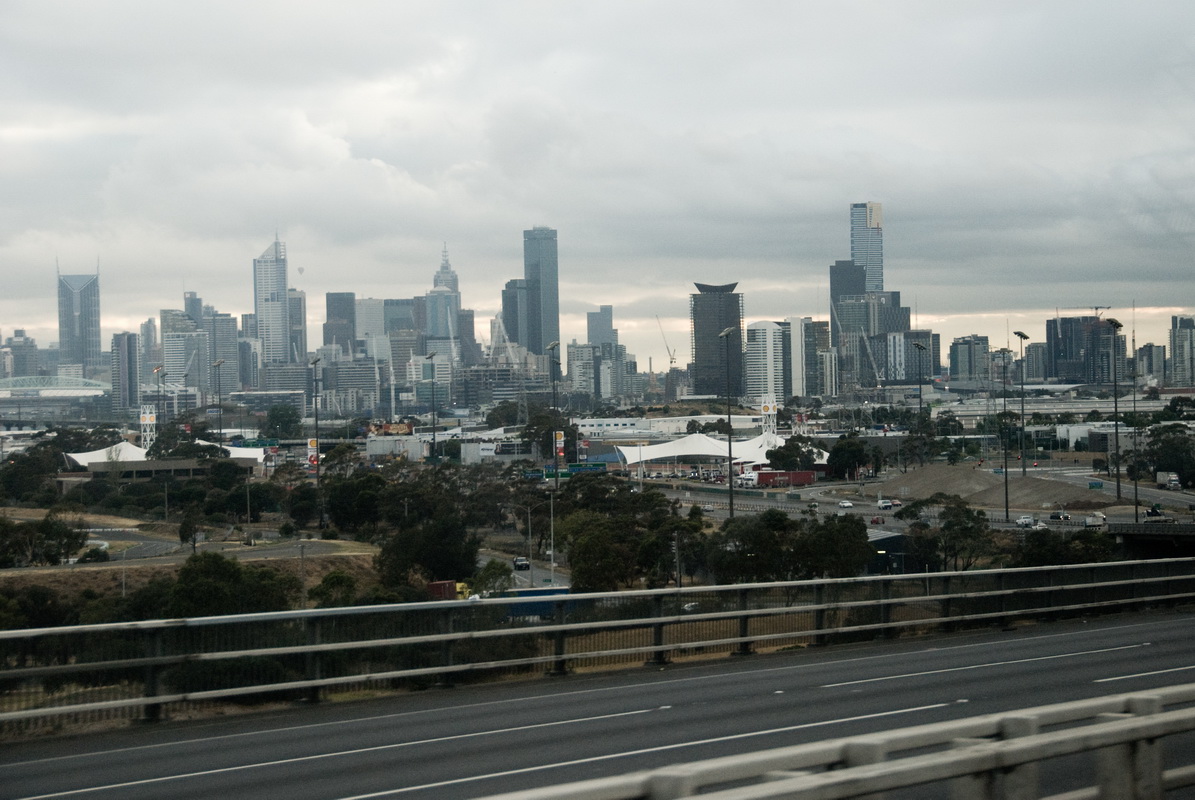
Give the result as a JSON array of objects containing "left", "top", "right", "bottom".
[{"left": 838, "top": 500, "right": 854, "bottom": 508}]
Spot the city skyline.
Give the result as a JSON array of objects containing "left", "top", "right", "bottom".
[{"left": 1, "top": 3, "right": 1192, "bottom": 370}]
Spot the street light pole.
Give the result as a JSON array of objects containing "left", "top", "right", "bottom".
[
  {"left": 425, "top": 353, "right": 437, "bottom": 463},
  {"left": 719, "top": 326, "right": 736, "bottom": 519},
  {"left": 212, "top": 359, "right": 225, "bottom": 442},
  {"left": 913, "top": 342, "right": 927, "bottom": 419},
  {"left": 1107, "top": 318, "right": 1123, "bottom": 501},
  {"left": 311, "top": 357, "right": 323, "bottom": 527},
  {"left": 546, "top": 341, "right": 560, "bottom": 586},
  {"left": 153, "top": 365, "right": 165, "bottom": 447},
  {"left": 1014, "top": 331, "right": 1029, "bottom": 477}
]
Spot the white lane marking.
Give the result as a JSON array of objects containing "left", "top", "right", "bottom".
[
  {"left": 332, "top": 703, "right": 951, "bottom": 800},
  {"left": 820, "top": 644, "right": 1147, "bottom": 687},
  {"left": 6, "top": 614, "right": 1189, "bottom": 768},
  {"left": 11, "top": 708, "right": 659, "bottom": 800},
  {"left": 1095, "top": 663, "right": 1195, "bottom": 683}
]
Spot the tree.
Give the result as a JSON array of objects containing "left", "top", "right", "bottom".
[
  {"left": 565, "top": 511, "right": 635, "bottom": 591},
  {"left": 472, "top": 559, "right": 516, "bottom": 596},
  {"left": 793, "top": 514, "right": 874, "bottom": 578},
  {"left": 261, "top": 405, "right": 304, "bottom": 439},
  {"left": 826, "top": 432, "right": 869, "bottom": 480},
  {"left": 166, "top": 552, "right": 302, "bottom": 617},
  {"left": 374, "top": 514, "right": 481, "bottom": 589},
  {"left": 896, "top": 493, "right": 992, "bottom": 571},
  {"left": 308, "top": 570, "right": 359, "bottom": 608},
  {"left": 766, "top": 435, "right": 819, "bottom": 471},
  {"left": 178, "top": 513, "right": 201, "bottom": 554}
]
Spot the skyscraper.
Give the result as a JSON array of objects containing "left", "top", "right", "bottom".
[
  {"left": 850, "top": 202, "right": 884, "bottom": 292},
  {"left": 110, "top": 332, "right": 141, "bottom": 413},
  {"left": 523, "top": 226, "right": 559, "bottom": 356},
  {"left": 828, "top": 259, "right": 865, "bottom": 346},
  {"left": 1170, "top": 316, "right": 1195, "bottom": 387},
  {"left": 324, "top": 292, "right": 356, "bottom": 355},
  {"left": 587, "top": 305, "right": 617, "bottom": 347},
  {"left": 689, "top": 282, "right": 744, "bottom": 396},
  {"left": 253, "top": 238, "right": 290, "bottom": 364},
  {"left": 57, "top": 272, "right": 101, "bottom": 376},
  {"left": 745, "top": 321, "right": 786, "bottom": 401},
  {"left": 287, "top": 288, "right": 307, "bottom": 363}
]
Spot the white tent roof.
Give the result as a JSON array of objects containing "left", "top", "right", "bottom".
[
  {"left": 616, "top": 432, "right": 826, "bottom": 468},
  {"left": 67, "top": 439, "right": 267, "bottom": 467},
  {"left": 65, "top": 441, "right": 148, "bottom": 467}
]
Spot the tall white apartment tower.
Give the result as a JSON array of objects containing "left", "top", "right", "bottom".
[
  {"left": 850, "top": 202, "right": 884, "bottom": 292},
  {"left": 745, "top": 321, "right": 786, "bottom": 402},
  {"left": 253, "top": 238, "right": 291, "bottom": 364}
]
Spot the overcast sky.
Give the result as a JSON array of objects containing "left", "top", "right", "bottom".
[{"left": 3, "top": 1, "right": 1193, "bottom": 375}]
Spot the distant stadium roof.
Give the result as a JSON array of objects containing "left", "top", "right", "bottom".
[{"left": 0, "top": 376, "right": 109, "bottom": 397}]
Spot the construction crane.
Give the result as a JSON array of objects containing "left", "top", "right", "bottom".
[
  {"left": 1058, "top": 306, "right": 1110, "bottom": 319},
  {"left": 656, "top": 316, "right": 676, "bottom": 368}
]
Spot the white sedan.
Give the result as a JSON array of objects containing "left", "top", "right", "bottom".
[{"left": 838, "top": 500, "right": 854, "bottom": 508}]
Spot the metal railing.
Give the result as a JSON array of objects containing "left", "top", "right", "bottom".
[
  {"left": 475, "top": 682, "right": 1195, "bottom": 800},
  {"left": 2, "top": 557, "right": 1194, "bottom": 735}
]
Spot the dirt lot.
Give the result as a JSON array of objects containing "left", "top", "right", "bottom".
[{"left": 862, "top": 463, "right": 1115, "bottom": 514}]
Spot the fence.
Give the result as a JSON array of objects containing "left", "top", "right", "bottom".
[
  {"left": 2, "top": 557, "right": 1195, "bottom": 736},
  {"left": 475, "top": 682, "right": 1195, "bottom": 800}
]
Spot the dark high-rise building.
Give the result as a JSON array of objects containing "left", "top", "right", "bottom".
[
  {"left": 183, "top": 291, "right": 203, "bottom": 324},
  {"left": 587, "top": 305, "right": 617, "bottom": 347},
  {"left": 110, "top": 332, "right": 141, "bottom": 413},
  {"left": 324, "top": 292, "right": 356, "bottom": 355},
  {"left": 828, "top": 259, "right": 865, "bottom": 346},
  {"left": 522, "top": 226, "right": 559, "bottom": 355},
  {"left": 689, "top": 282, "right": 744, "bottom": 396},
  {"left": 501, "top": 278, "right": 528, "bottom": 348},
  {"left": 1046, "top": 316, "right": 1098, "bottom": 382},
  {"left": 287, "top": 288, "right": 307, "bottom": 363},
  {"left": 850, "top": 202, "right": 884, "bottom": 292},
  {"left": 57, "top": 272, "right": 101, "bottom": 376}
]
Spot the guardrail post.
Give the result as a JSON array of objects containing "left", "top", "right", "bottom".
[
  {"left": 436, "top": 608, "right": 454, "bottom": 688},
  {"left": 550, "top": 600, "right": 568, "bottom": 675},
  {"left": 941, "top": 576, "right": 954, "bottom": 633},
  {"left": 647, "top": 595, "right": 669, "bottom": 666},
  {"left": 997, "top": 572, "right": 1008, "bottom": 626},
  {"left": 304, "top": 617, "right": 321, "bottom": 704},
  {"left": 812, "top": 584, "right": 826, "bottom": 647},
  {"left": 141, "top": 629, "right": 163, "bottom": 723},
  {"left": 878, "top": 580, "right": 894, "bottom": 640},
  {"left": 733, "top": 587, "right": 753, "bottom": 656}
]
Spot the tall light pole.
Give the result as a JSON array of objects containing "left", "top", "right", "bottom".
[
  {"left": 913, "top": 342, "right": 927, "bottom": 419},
  {"left": 1132, "top": 320, "right": 1139, "bottom": 522},
  {"left": 211, "top": 359, "right": 225, "bottom": 442},
  {"left": 153, "top": 365, "right": 165, "bottom": 446},
  {"left": 546, "top": 341, "right": 560, "bottom": 586},
  {"left": 1014, "top": 331, "right": 1029, "bottom": 476},
  {"left": 1107, "top": 318, "right": 1123, "bottom": 501},
  {"left": 311, "top": 357, "right": 323, "bottom": 527},
  {"left": 425, "top": 353, "right": 437, "bottom": 463},
  {"left": 719, "top": 326, "right": 736, "bottom": 519}
]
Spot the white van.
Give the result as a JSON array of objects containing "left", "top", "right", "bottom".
[{"left": 877, "top": 499, "right": 893, "bottom": 510}]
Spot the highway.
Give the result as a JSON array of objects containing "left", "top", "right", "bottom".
[{"left": 3, "top": 608, "right": 1194, "bottom": 800}]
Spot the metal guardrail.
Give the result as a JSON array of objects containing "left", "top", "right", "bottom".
[
  {"left": 2, "top": 558, "right": 1194, "bottom": 735},
  {"left": 475, "top": 683, "right": 1195, "bottom": 800}
]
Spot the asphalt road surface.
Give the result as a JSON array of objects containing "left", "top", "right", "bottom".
[{"left": 4, "top": 608, "right": 1194, "bottom": 800}]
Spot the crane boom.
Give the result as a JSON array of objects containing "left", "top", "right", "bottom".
[{"left": 656, "top": 316, "right": 676, "bottom": 367}]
